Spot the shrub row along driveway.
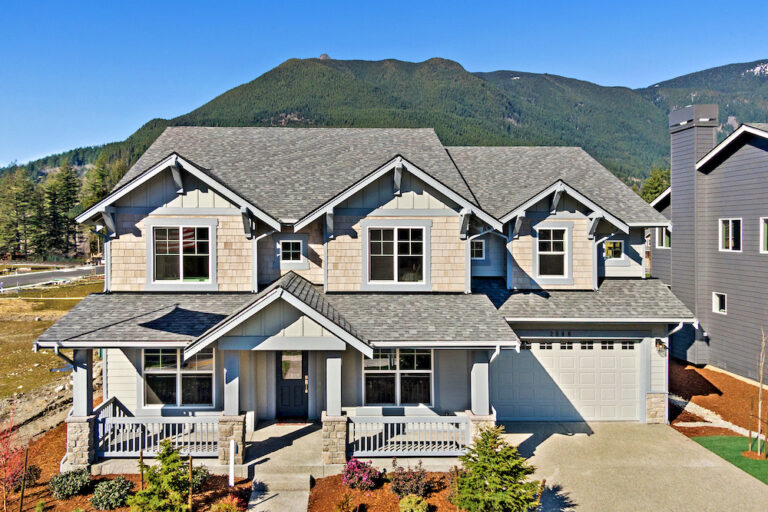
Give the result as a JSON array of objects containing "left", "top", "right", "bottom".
[{"left": 502, "top": 422, "right": 768, "bottom": 512}]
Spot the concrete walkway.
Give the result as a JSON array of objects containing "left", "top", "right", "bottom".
[
  {"left": 502, "top": 422, "right": 768, "bottom": 512},
  {"left": 246, "top": 422, "right": 327, "bottom": 512}
]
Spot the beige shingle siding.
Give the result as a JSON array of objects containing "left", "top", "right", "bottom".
[
  {"left": 110, "top": 214, "right": 252, "bottom": 292},
  {"left": 327, "top": 214, "right": 465, "bottom": 292},
  {"left": 510, "top": 217, "right": 593, "bottom": 290}
]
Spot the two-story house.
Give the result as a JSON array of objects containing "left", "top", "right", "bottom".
[
  {"left": 650, "top": 104, "right": 768, "bottom": 381},
  {"left": 35, "top": 127, "right": 692, "bottom": 472}
]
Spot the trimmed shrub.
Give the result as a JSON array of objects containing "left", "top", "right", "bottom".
[
  {"left": 90, "top": 476, "right": 133, "bottom": 510},
  {"left": 399, "top": 494, "right": 429, "bottom": 512},
  {"left": 388, "top": 458, "right": 429, "bottom": 498},
  {"left": 12, "top": 464, "right": 41, "bottom": 491},
  {"left": 34, "top": 502, "right": 45, "bottom": 512},
  {"left": 49, "top": 468, "right": 90, "bottom": 499},
  {"left": 190, "top": 465, "right": 210, "bottom": 492},
  {"left": 341, "top": 458, "right": 381, "bottom": 491},
  {"left": 450, "top": 425, "right": 541, "bottom": 512},
  {"left": 210, "top": 493, "right": 247, "bottom": 512}
]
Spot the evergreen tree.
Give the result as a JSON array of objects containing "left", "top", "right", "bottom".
[
  {"left": 80, "top": 154, "right": 110, "bottom": 209},
  {"left": 45, "top": 163, "right": 81, "bottom": 255},
  {"left": 127, "top": 440, "right": 189, "bottom": 512},
  {"left": 451, "top": 425, "right": 541, "bottom": 512},
  {"left": 641, "top": 166, "right": 670, "bottom": 203},
  {"left": 0, "top": 169, "right": 36, "bottom": 258}
]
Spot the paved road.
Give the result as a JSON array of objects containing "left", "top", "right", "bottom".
[{"left": 0, "top": 266, "right": 103, "bottom": 290}]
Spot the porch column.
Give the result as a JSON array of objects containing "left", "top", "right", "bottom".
[
  {"left": 470, "top": 350, "right": 490, "bottom": 416},
  {"left": 72, "top": 349, "right": 93, "bottom": 417},
  {"left": 65, "top": 349, "right": 96, "bottom": 471},
  {"left": 219, "top": 351, "right": 245, "bottom": 465},
  {"left": 325, "top": 352, "right": 342, "bottom": 417},
  {"left": 223, "top": 351, "right": 240, "bottom": 416},
  {"left": 322, "top": 351, "right": 347, "bottom": 464}
]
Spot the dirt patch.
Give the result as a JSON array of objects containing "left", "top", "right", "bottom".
[
  {"left": 308, "top": 473, "right": 458, "bottom": 512},
  {"left": 4, "top": 422, "right": 252, "bottom": 511},
  {"left": 673, "top": 424, "right": 740, "bottom": 437},
  {"left": 742, "top": 450, "right": 768, "bottom": 461},
  {"left": 669, "top": 358, "right": 767, "bottom": 432}
]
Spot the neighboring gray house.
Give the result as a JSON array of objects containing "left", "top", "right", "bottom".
[
  {"left": 35, "top": 128, "right": 692, "bottom": 472},
  {"left": 650, "top": 104, "right": 768, "bottom": 380}
]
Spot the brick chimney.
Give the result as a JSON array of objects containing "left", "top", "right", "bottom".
[{"left": 668, "top": 104, "right": 717, "bottom": 313}]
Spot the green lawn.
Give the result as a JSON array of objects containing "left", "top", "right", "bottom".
[{"left": 693, "top": 436, "right": 768, "bottom": 484}]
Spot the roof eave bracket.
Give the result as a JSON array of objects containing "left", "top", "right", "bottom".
[
  {"left": 241, "top": 206, "right": 254, "bottom": 239},
  {"left": 170, "top": 156, "right": 184, "bottom": 195},
  {"left": 459, "top": 208, "right": 471, "bottom": 240},
  {"left": 587, "top": 214, "right": 603, "bottom": 240},
  {"left": 512, "top": 213, "right": 525, "bottom": 239},
  {"left": 393, "top": 157, "right": 403, "bottom": 197}
]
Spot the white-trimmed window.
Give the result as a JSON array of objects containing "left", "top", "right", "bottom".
[
  {"left": 760, "top": 218, "right": 768, "bottom": 254},
  {"left": 143, "top": 348, "right": 214, "bottom": 407},
  {"left": 604, "top": 240, "right": 624, "bottom": 259},
  {"left": 601, "top": 341, "right": 614, "bottom": 350},
  {"left": 712, "top": 292, "right": 727, "bottom": 315},
  {"left": 470, "top": 239, "right": 485, "bottom": 260},
  {"left": 719, "top": 218, "right": 742, "bottom": 252},
  {"left": 539, "top": 342, "right": 553, "bottom": 350},
  {"left": 581, "top": 341, "right": 594, "bottom": 350},
  {"left": 280, "top": 240, "right": 302, "bottom": 262},
  {"left": 363, "top": 348, "right": 432, "bottom": 405},
  {"left": 655, "top": 227, "right": 671, "bottom": 249},
  {"left": 368, "top": 227, "right": 424, "bottom": 283},
  {"left": 153, "top": 226, "right": 211, "bottom": 282},
  {"left": 538, "top": 228, "right": 567, "bottom": 276},
  {"left": 621, "top": 341, "right": 635, "bottom": 350}
]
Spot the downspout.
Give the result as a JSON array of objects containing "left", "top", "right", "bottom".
[
  {"left": 489, "top": 345, "right": 501, "bottom": 362},
  {"left": 252, "top": 229, "right": 277, "bottom": 293}
]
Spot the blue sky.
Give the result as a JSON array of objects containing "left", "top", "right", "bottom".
[{"left": 2, "top": 0, "right": 767, "bottom": 166}]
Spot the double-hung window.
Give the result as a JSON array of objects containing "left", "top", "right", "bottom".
[
  {"left": 144, "top": 348, "right": 214, "bottom": 407},
  {"left": 369, "top": 227, "right": 424, "bottom": 283},
  {"left": 363, "top": 348, "right": 432, "bottom": 405},
  {"left": 153, "top": 226, "right": 211, "bottom": 282},
  {"left": 655, "top": 227, "right": 671, "bottom": 249},
  {"left": 719, "top": 218, "right": 742, "bottom": 252},
  {"left": 538, "top": 228, "right": 567, "bottom": 276}
]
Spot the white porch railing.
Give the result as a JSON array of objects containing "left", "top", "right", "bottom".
[
  {"left": 349, "top": 416, "right": 471, "bottom": 457},
  {"left": 94, "top": 398, "right": 218, "bottom": 457}
]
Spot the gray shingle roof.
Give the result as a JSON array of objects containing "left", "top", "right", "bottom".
[
  {"left": 745, "top": 123, "right": 768, "bottom": 132},
  {"left": 324, "top": 292, "right": 519, "bottom": 344},
  {"left": 189, "top": 272, "right": 368, "bottom": 350},
  {"left": 447, "top": 146, "right": 668, "bottom": 225},
  {"left": 35, "top": 293, "right": 254, "bottom": 344},
  {"left": 116, "top": 127, "right": 473, "bottom": 221},
  {"left": 473, "top": 278, "right": 693, "bottom": 320}
]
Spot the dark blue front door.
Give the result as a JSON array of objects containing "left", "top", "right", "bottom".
[{"left": 276, "top": 351, "right": 308, "bottom": 418}]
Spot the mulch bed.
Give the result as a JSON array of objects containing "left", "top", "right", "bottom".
[
  {"left": 669, "top": 358, "right": 767, "bottom": 433},
  {"left": 5, "top": 421, "right": 252, "bottom": 512},
  {"left": 668, "top": 401, "right": 739, "bottom": 437},
  {"left": 308, "top": 473, "right": 458, "bottom": 512}
]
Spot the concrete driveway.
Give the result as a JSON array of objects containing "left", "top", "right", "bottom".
[{"left": 501, "top": 422, "right": 768, "bottom": 512}]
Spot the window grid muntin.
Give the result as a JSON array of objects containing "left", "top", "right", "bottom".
[
  {"left": 280, "top": 240, "right": 302, "bottom": 262},
  {"left": 537, "top": 228, "right": 567, "bottom": 277},
  {"left": 621, "top": 341, "right": 635, "bottom": 350},
  {"left": 367, "top": 227, "right": 425, "bottom": 284},
  {"left": 470, "top": 239, "right": 485, "bottom": 260},
  {"left": 604, "top": 240, "right": 624, "bottom": 259},
  {"left": 153, "top": 226, "right": 211, "bottom": 283},
  {"left": 143, "top": 348, "right": 215, "bottom": 407},
  {"left": 363, "top": 348, "right": 432, "bottom": 406},
  {"left": 601, "top": 341, "right": 614, "bottom": 350},
  {"left": 581, "top": 341, "right": 594, "bottom": 350}
]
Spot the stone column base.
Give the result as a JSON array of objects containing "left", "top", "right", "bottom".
[
  {"left": 465, "top": 410, "right": 496, "bottom": 443},
  {"left": 646, "top": 393, "right": 667, "bottom": 424},
  {"left": 218, "top": 415, "right": 246, "bottom": 464},
  {"left": 64, "top": 415, "right": 96, "bottom": 471},
  {"left": 321, "top": 412, "right": 347, "bottom": 464}
]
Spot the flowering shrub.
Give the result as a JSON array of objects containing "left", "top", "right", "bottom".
[
  {"left": 341, "top": 458, "right": 381, "bottom": 491},
  {"left": 210, "top": 493, "right": 247, "bottom": 512},
  {"left": 389, "top": 458, "right": 430, "bottom": 498}
]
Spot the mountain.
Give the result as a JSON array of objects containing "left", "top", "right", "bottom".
[{"left": 7, "top": 57, "right": 768, "bottom": 184}]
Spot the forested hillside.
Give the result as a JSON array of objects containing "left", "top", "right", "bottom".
[{"left": 2, "top": 56, "right": 768, "bottom": 260}]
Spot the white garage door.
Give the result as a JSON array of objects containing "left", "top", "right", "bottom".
[{"left": 491, "top": 340, "right": 641, "bottom": 421}]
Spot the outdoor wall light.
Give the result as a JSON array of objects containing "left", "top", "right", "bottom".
[{"left": 654, "top": 338, "right": 667, "bottom": 351}]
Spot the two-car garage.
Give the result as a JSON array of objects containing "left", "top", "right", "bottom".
[{"left": 490, "top": 340, "right": 643, "bottom": 421}]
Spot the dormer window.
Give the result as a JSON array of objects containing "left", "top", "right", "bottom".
[
  {"left": 369, "top": 227, "right": 424, "bottom": 283},
  {"left": 153, "top": 226, "right": 210, "bottom": 282},
  {"left": 145, "top": 218, "right": 218, "bottom": 291}
]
